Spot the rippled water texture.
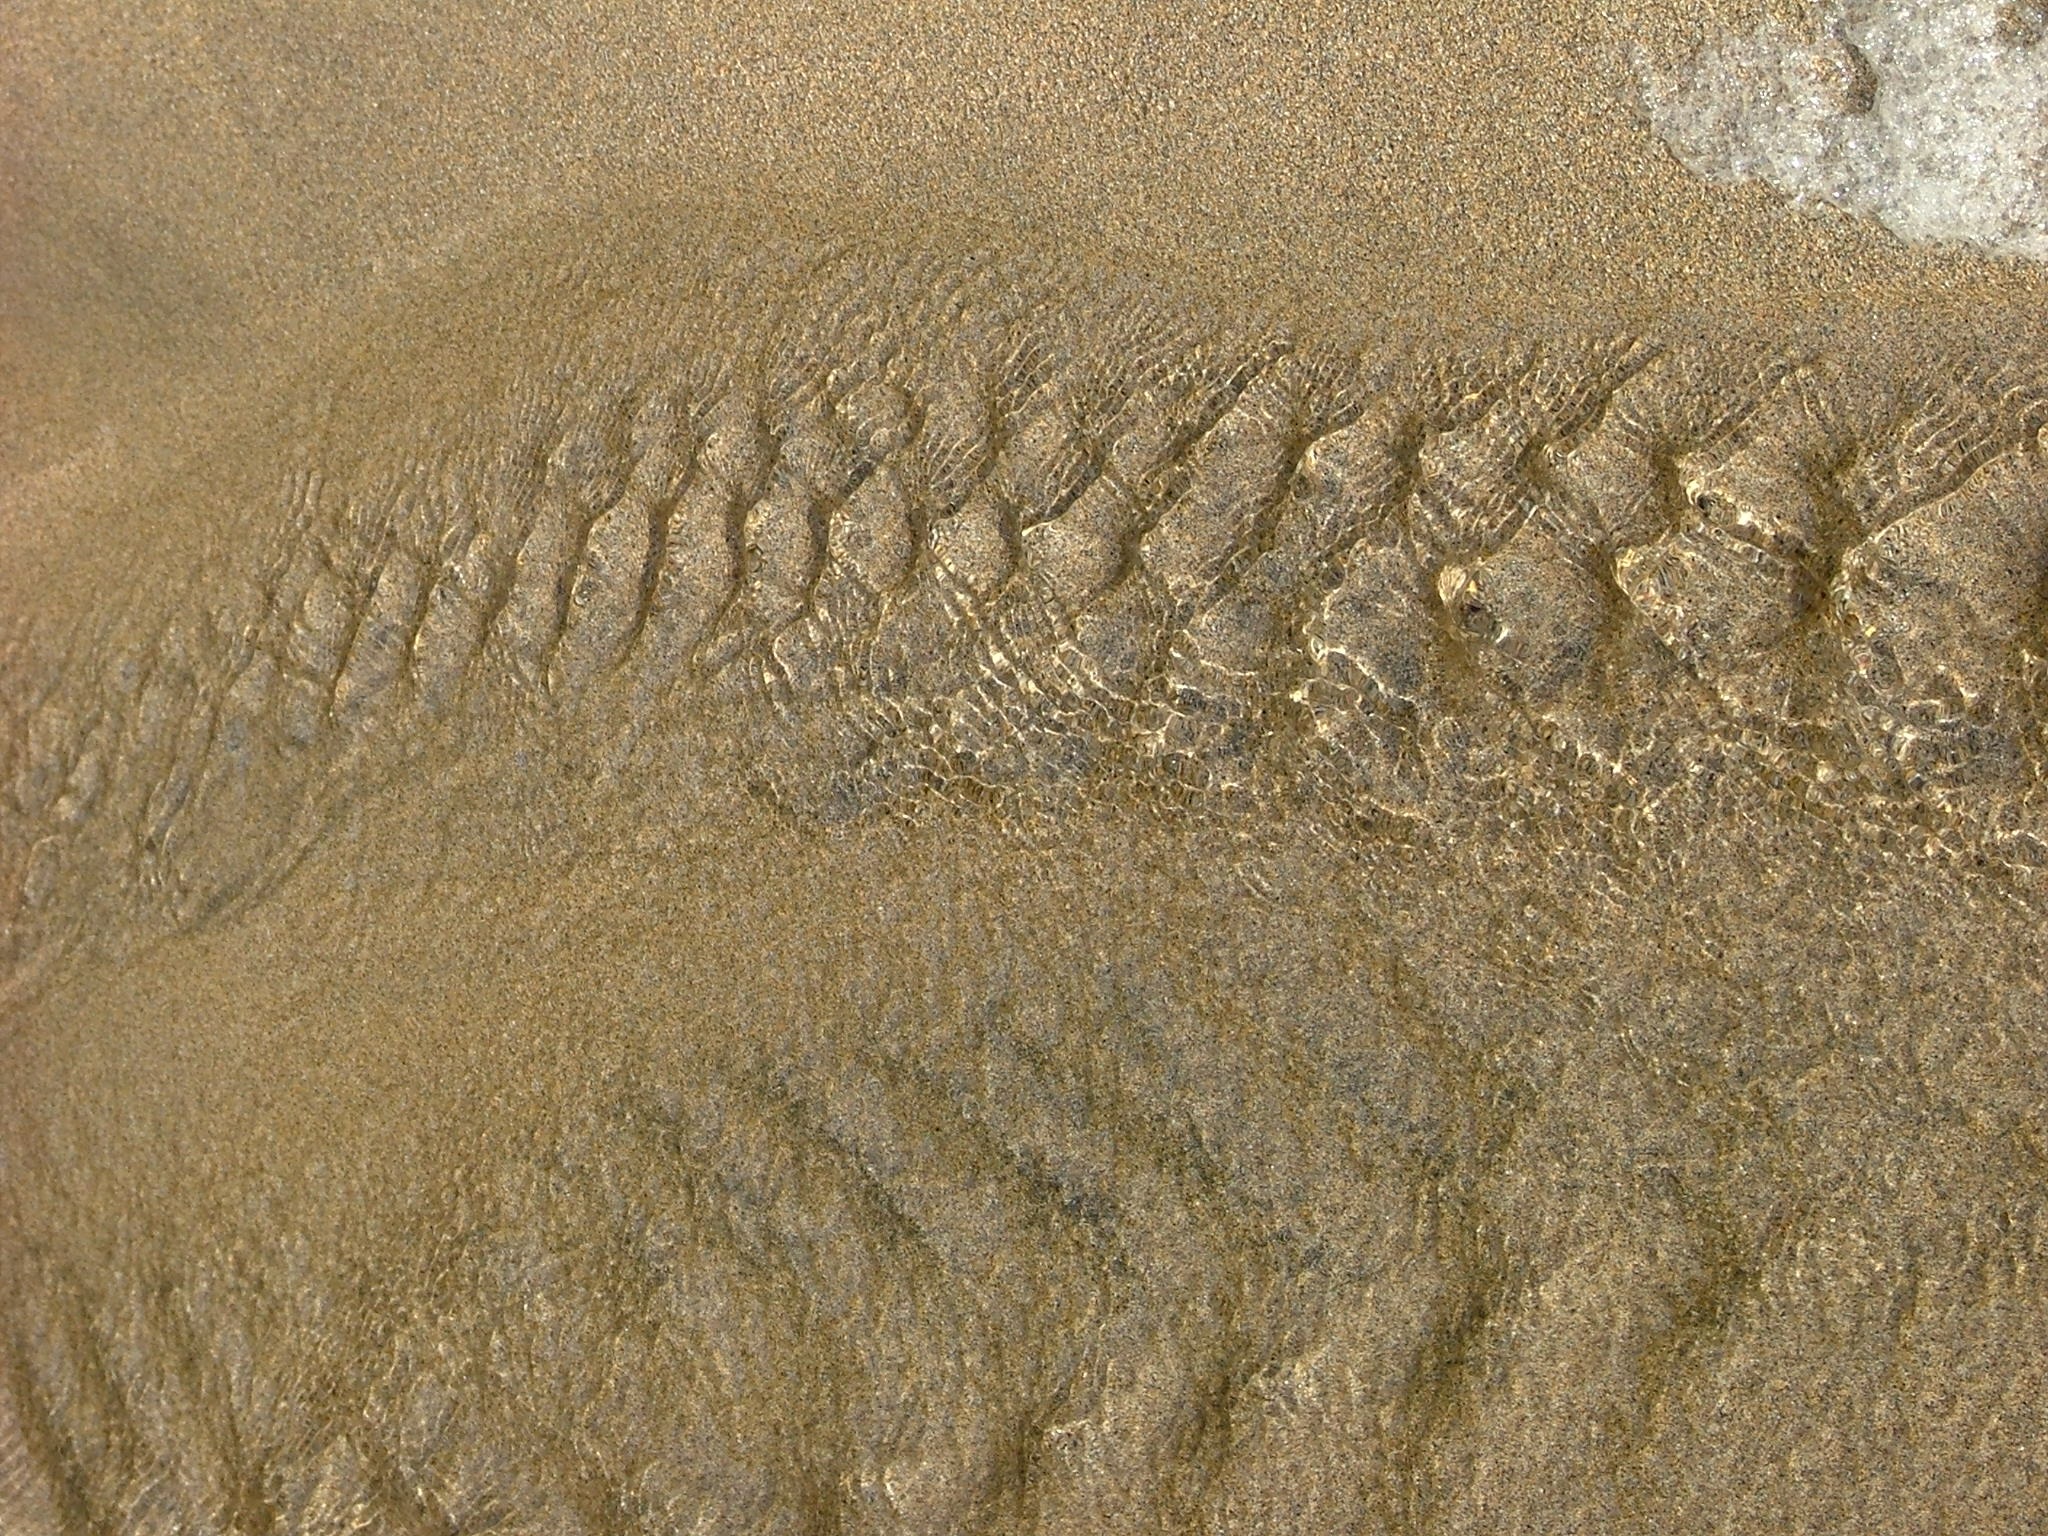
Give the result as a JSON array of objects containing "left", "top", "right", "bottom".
[{"left": 4, "top": 4, "right": 2048, "bottom": 1532}]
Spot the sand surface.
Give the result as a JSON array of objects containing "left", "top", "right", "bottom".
[
  {"left": 8, "top": 0, "right": 2048, "bottom": 476},
  {"left": 2, "top": 2, "right": 2046, "bottom": 1530}
]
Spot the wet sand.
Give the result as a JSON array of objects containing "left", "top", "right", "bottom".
[
  {"left": 3, "top": 2, "right": 2047, "bottom": 1531},
  {"left": 8, "top": 0, "right": 2048, "bottom": 477}
]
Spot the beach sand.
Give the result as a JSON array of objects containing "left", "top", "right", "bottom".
[
  {"left": 3, "top": 2, "right": 2046, "bottom": 1530},
  {"left": 7, "top": 0, "right": 2047, "bottom": 474}
]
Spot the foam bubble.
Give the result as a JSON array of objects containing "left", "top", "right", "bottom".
[{"left": 1640, "top": 1, "right": 2048, "bottom": 260}]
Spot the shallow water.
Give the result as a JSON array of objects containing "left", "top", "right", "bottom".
[{"left": 4, "top": 6, "right": 2048, "bottom": 1531}]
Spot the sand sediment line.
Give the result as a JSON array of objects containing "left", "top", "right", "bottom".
[{"left": 6, "top": 222, "right": 2048, "bottom": 1000}]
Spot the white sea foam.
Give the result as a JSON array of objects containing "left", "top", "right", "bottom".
[{"left": 1640, "top": 1, "right": 2048, "bottom": 260}]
